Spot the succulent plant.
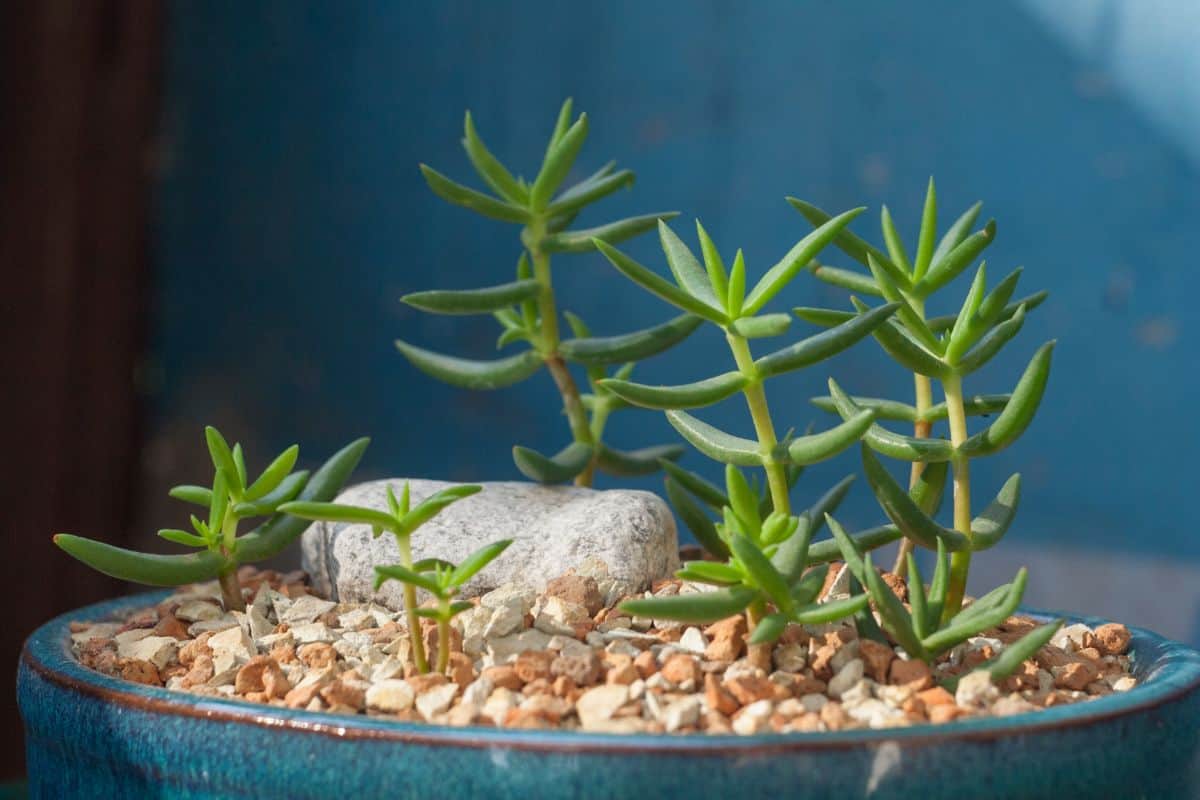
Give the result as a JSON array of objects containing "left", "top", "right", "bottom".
[
  {"left": 281, "top": 482, "right": 503, "bottom": 674},
  {"left": 396, "top": 99, "right": 698, "bottom": 487},
  {"left": 794, "top": 181, "right": 1053, "bottom": 618},
  {"left": 54, "top": 428, "right": 369, "bottom": 612}
]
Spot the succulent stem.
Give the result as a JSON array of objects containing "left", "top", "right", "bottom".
[
  {"left": 893, "top": 372, "right": 934, "bottom": 573},
  {"left": 530, "top": 234, "right": 596, "bottom": 486},
  {"left": 436, "top": 610, "right": 451, "bottom": 674},
  {"left": 217, "top": 568, "right": 245, "bottom": 613},
  {"left": 726, "top": 333, "right": 790, "bottom": 516},
  {"left": 941, "top": 373, "right": 973, "bottom": 619},
  {"left": 745, "top": 599, "right": 773, "bottom": 671},
  {"left": 398, "top": 535, "right": 430, "bottom": 673}
]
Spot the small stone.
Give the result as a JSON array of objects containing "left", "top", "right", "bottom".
[
  {"left": 280, "top": 595, "right": 336, "bottom": 625},
  {"left": 366, "top": 679, "right": 415, "bottom": 712},
  {"left": 827, "top": 659, "right": 864, "bottom": 699},
  {"left": 117, "top": 658, "right": 161, "bottom": 685},
  {"left": 678, "top": 627, "right": 708, "bottom": 655},
  {"left": 234, "top": 656, "right": 290, "bottom": 698},
  {"left": 606, "top": 661, "right": 639, "bottom": 685},
  {"left": 153, "top": 615, "right": 191, "bottom": 641},
  {"left": 772, "top": 643, "right": 806, "bottom": 673},
  {"left": 545, "top": 573, "right": 604, "bottom": 616},
  {"left": 888, "top": 658, "right": 933, "bottom": 690},
  {"left": 462, "top": 676, "right": 494, "bottom": 707},
  {"left": 929, "top": 704, "right": 968, "bottom": 724},
  {"left": 209, "top": 625, "right": 256, "bottom": 663},
  {"left": 547, "top": 635, "right": 593, "bottom": 658},
  {"left": 732, "top": 700, "right": 773, "bottom": 735},
  {"left": 917, "top": 686, "right": 955, "bottom": 707},
  {"left": 846, "top": 698, "right": 903, "bottom": 729},
  {"left": 1111, "top": 676, "right": 1137, "bottom": 692},
  {"left": 1054, "top": 661, "right": 1100, "bottom": 691},
  {"left": 406, "top": 672, "right": 448, "bottom": 694},
  {"left": 705, "top": 673, "right": 740, "bottom": 715},
  {"left": 955, "top": 670, "right": 998, "bottom": 708},
  {"left": 724, "top": 674, "right": 779, "bottom": 705},
  {"left": 551, "top": 651, "right": 601, "bottom": 687},
  {"left": 858, "top": 640, "right": 895, "bottom": 683},
  {"left": 446, "top": 652, "right": 475, "bottom": 689},
  {"left": 513, "top": 650, "right": 555, "bottom": 684},
  {"left": 117, "top": 635, "right": 178, "bottom": 670},
  {"left": 576, "top": 684, "right": 629, "bottom": 730},
  {"left": 819, "top": 701, "right": 851, "bottom": 731},
  {"left": 633, "top": 650, "right": 658, "bottom": 678},
  {"left": 188, "top": 615, "right": 240, "bottom": 637},
  {"left": 703, "top": 615, "right": 747, "bottom": 662},
  {"left": 320, "top": 678, "right": 368, "bottom": 712},
  {"left": 175, "top": 600, "right": 223, "bottom": 623},
  {"left": 1094, "top": 623, "right": 1131, "bottom": 656},
  {"left": 663, "top": 696, "right": 702, "bottom": 732},
  {"left": 1051, "top": 623, "right": 1095, "bottom": 652},
  {"left": 992, "top": 692, "right": 1038, "bottom": 716},
  {"left": 298, "top": 642, "right": 337, "bottom": 670},
  {"left": 798, "top": 693, "right": 827, "bottom": 713},
  {"left": 481, "top": 664, "right": 524, "bottom": 690},
  {"left": 413, "top": 683, "right": 457, "bottom": 720},
  {"left": 290, "top": 622, "right": 335, "bottom": 644},
  {"left": 533, "top": 595, "right": 591, "bottom": 636},
  {"left": 487, "top": 629, "right": 552, "bottom": 662},
  {"left": 660, "top": 653, "right": 702, "bottom": 686},
  {"left": 482, "top": 605, "right": 525, "bottom": 640},
  {"left": 481, "top": 688, "right": 521, "bottom": 723}
]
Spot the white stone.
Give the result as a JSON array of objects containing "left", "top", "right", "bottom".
[
  {"left": 799, "top": 693, "right": 828, "bottom": 713},
  {"left": 547, "top": 635, "right": 593, "bottom": 659},
  {"left": 175, "top": 600, "right": 223, "bottom": 623},
  {"left": 70, "top": 623, "right": 121, "bottom": 645},
  {"left": 482, "top": 688, "right": 521, "bottom": 723},
  {"left": 415, "top": 684, "right": 458, "bottom": 721},
  {"left": 337, "top": 608, "right": 373, "bottom": 631},
  {"left": 112, "top": 629, "right": 153, "bottom": 648},
  {"left": 486, "top": 629, "right": 552, "bottom": 662},
  {"left": 955, "top": 670, "right": 999, "bottom": 708},
  {"left": 576, "top": 684, "right": 629, "bottom": 730},
  {"left": 532, "top": 595, "right": 590, "bottom": 636},
  {"left": 117, "top": 635, "right": 178, "bottom": 670},
  {"left": 366, "top": 679, "right": 415, "bottom": 712},
  {"left": 846, "top": 698, "right": 904, "bottom": 728},
  {"left": 302, "top": 480, "right": 678, "bottom": 610},
  {"left": 829, "top": 641, "right": 861, "bottom": 673},
  {"left": 188, "top": 615, "right": 239, "bottom": 637},
  {"left": 773, "top": 643, "right": 806, "bottom": 673},
  {"left": 820, "top": 563, "right": 852, "bottom": 601},
  {"left": 827, "top": 659, "right": 865, "bottom": 698},
  {"left": 732, "top": 700, "right": 774, "bottom": 735},
  {"left": 246, "top": 607, "right": 275, "bottom": 640},
  {"left": 1112, "top": 676, "right": 1137, "bottom": 692},
  {"left": 208, "top": 625, "right": 255, "bottom": 663},
  {"left": 480, "top": 582, "right": 536, "bottom": 616},
  {"left": 280, "top": 595, "right": 336, "bottom": 625},
  {"left": 1051, "top": 623, "right": 1094, "bottom": 652},
  {"left": 290, "top": 622, "right": 334, "bottom": 644},
  {"left": 678, "top": 627, "right": 708, "bottom": 655},
  {"left": 663, "top": 696, "right": 702, "bottom": 732},
  {"left": 461, "top": 677, "right": 494, "bottom": 708}
]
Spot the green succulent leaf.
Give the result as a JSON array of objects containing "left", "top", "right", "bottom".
[
  {"left": 913, "top": 178, "right": 938, "bottom": 281},
  {"left": 594, "top": 443, "right": 684, "bottom": 476},
  {"left": 743, "top": 207, "right": 867, "bottom": 315},
  {"left": 278, "top": 500, "right": 397, "bottom": 530},
  {"left": 926, "top": 539, "right": 950, "bottom": 627},
  {"left": 659, "top": 221, "right": 723, "bottom": 311},
  {"left": 730, "top": 314, "right": 793, "bottom": 339},
  {"left": 542, "top": 213, "right": 679, "bottom": 253},
  {"left": 804, "top": 474, "right": 856, "bottom": 538},
  {"left": 233, "top": 470, "right": 308, "bottom": 518},
  {"left": 461, "top": 111, "right": 526, "bottom": 204},
  {"left": 915, "top": 219, "right": 996, "bottom": 297},
  {"left": 695, "top": 221, "right": 729, "bottom": 302},
  {"left": 922, "top": 394, "right": 1010, "bottom": 422},
  {"left": 808, "top": 263, "right": 883, "bottom": 297},
  {"left": 810, "top": 395, "right": 919, "bottom": 423},
  {"left": 959, "top": 341, "right": 1054, "bottom": 456},
  {"left": 169, "top": 485, "right": 213, "bottom": 507},
  {"left": 53, "top": 534, "right": 228, "bottom": 586},
  {"left": 954, "top": 305, "right": 1027, "bottom": 375},
  {"left": 531, "top": 114, "right": 588, "bottom": 211},
  {"left": 786, "top": 197, "right": 897, "bottom": 276},
  {"left": 793, "top": 306, "right": 856, "bottom": 327},
  {"left": 863, "top": 261, "right": 943, "bottom": 353},
  {"left": 966, "top": 473, "right": 1021, "bottom": 551},
  {"left": 559, "top": 313, "right": 702, "bottom": 366},
  {"left": 676, "top": 560, "right": 744, "bottom": 586},
  {"left": 945, "top": 263, "right": 990, "bottom": 363},
  {"left": 204, "top": 427, "right": 241, "bottom": 493},
  {"left": 927, "top": 290, "right": 1046, "bottom": 333},
  {"left": 593, "top": 239, "right": 729, "bottom": 324},
  {"left": 157, "top": 529, "right": 210, "bottom": 548},
  {"left": 863, "top": 553, "right": 929, "bottom": 659},
  {"left": 665, "top": 410, "right": 762, "bottom": 467},
  {"left": 787, "top": 409, "right": 876, "bottom": 466},
  {"left": 955, "top": 620, "right": 1063, "bottom": 689},
  {"left": 660, "top": 461, "right": 728, "bottom": 509},
  {"left": 907, "top": 552, "right": 931, "bottom": 640},
  {"left": 922, "top": 569, "right": 1027, "bottom": 654},
  {"left": 412, "top": 557, "right": 456, "bottom": 572},
  {"left": 860, "top": 445, "right": 970, "bottom": 551},
  {"left": 374, "top": 564, "right": 442, "bottom": 595},
  {"left": 793, "top": 594, "right": 871, "bottom": 625},
  {"left": 403, "top": 280, "right": 543, "bottom": 315},
  {"left": 930, "top": 201, "right": 983, "bottom": 268},
  {"left": 788, "top": 561, "right": 827, "bottom": 605},
  {"left": 547, "top": 169, "right": 635, "bottom": 217},
  {"left": 619, "top": 586, "right": 757, "bottom": 624},
  {"left": 826, "top": 379, "right": 954, "bottom": 462},
  {"left": 808, "top": 523, "right": 901, "bottom": 564},
  {"left": 726, "top": 249, "right": 746, "bottom": 316},
  {"left": 769, "top": 515, "right": 812, "bottom": 583},
  {"left": 747, "top": 613, "right": 790, "bottom": 645},
  {"left": 879, "top": 205, "right": 914, "bottom": 280},
  {"left": 244, "top": 445, "right": 300, "bottom": 502},
  {"left": 665, "top": 477, "right": 729, "bottom": 559},
  {"left": 449, "top": 539, "right": 513, "bottom": 587},
  {"left": 754, "top": 301, "right": 899, "bottom": 379},
  {"left": 207, "top": 469, "right": 230, "bottom": 533},
  {"left": 395, "top": 340, "right": 543, "bottom": 390},
  {"left": 419, "top": 164, "right": 531, "bottom": 223},
  {"left": 729, "top": 534, "right": 792, "bottom": 612},
  {"left": 511, "top": 442, "right": 593, "bottom": 484},
  {"left": 599, "top": 371, "right": 747, "bottom": 410}
]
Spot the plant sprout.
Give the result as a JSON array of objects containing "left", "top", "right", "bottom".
[
  {"left": 396, "top": 99, "right": 698, "bottom": 487},
  {"left": 54, "top": 428, "right": 369, "bottom": 612},
  {"left": 621, "top": 466, "right": 870, "bottom": 668},
  {"left": 281, "top": 482, "right": 503, "bottom": 675},
  {"left": 828, "top": 515, "right": 1062, "bottom": 686},
  {"left": 793, "top": 182, "right": 1053, "bottom": 618}
]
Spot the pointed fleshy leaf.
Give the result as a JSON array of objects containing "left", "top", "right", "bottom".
[
  {"left": 808, "top": 263, "right": 882, "bottom": 296},
  {"left": 865, "top": 315, "right": 950, "bottom": 379},
  {"left": 729, "top": 533, "right": 792, "bottom": 612},
  {"left": 922, "top": 569, "right": 1027, "bottom": 654},
  {"left": 660, "top": 461, "right": 727, "bottom": 508},
  {"left": 730, "top": 314, "right": 793, "bottom": 339},
  {"left": 747, "top": 613, "right": 790, "bottom": 645},
  {"left": 788, "top": 560, "right": 827, "bottom": 604},
  {"left": 959, "top": 620, "right": 1063, "bottom": 688},
  {"left": 787, "top": 409, "right": 875, "bottom": 466},
  {"left": 244, "top": 444, "right": 300, "bottom": 502},
  {"left": 659, "top": 221, "right": 722, "bottom": 310},
  {"left": 879, "top": 205, "right": 914, "bottom": 284},
  {"left": 976, "top": 267, "right": 1023, "bottom": 328},
  {"left": 811, "top": 395, "right": 918, "bottom": 423},
  {"left": 808, "top": 523, "right": 901, "bottom": 564},
  {"left": 593, "top": 239, "right": 728, "bottom": 324},
  {"left": 396, "top": 340, "right": 542, "bottom": 390},
  {"left": 786, "top": 197, "right": 896, "bottom": 274},
  {"left": 726, "top": 249, "right": 746, "bottom": 316},
  {"left": 512, "top": 442, "right": 594, "bottom": 483},
  {"left": 863, "top": 553, "right": 929, "bottom": 660},
  {"left": 743, "top": 207, "right": 867, "bottom": 314},
  {"left": 827, "top": 380, "right": 954, "bottom": 462},
  {"left": 724, "top": 464, "right": 760, "bottom": 533},
  {"left": 695, "top": 221, "right": 728, "bottom": 302},
  {"left": 449, "top": 539, "right": 512, "bottom": 587},
  {"left": 157, "top": 529, "right": 209, "bottom": 548},
  {"left": 945, "top": 263, "right": 989, "bottom": 363},
  {"left": 793, "top": 306, "right": 855, "bottom": 327},
  {"left": 419, "top": 165, "right": 531, "bottom": 223},
  {"left": 278, "top": 500, "right": 396, "bottom": 530},
  {"left": 599, "top": 371, "right": 747, "bottom": 410},
  {"left": 927, "top": 290, "right": 1046, "bottom": 332},
  {"left": 169, "top": 485, "right": 213, "bottom": 507},
  {"left": 666, "top": 410, "right": 762, "bottom": 467},
  {"left": 374, "top": 564, "right": 442, "bottom": 595},
  {"left": 907, "top": 552, "right": 931, "bottom": 640},
  {"left": 792, "top": 594, "right": 870, "bottom": 625},
  {"left": 915, "top": 219, "right": 996, "bottom": 297},
  {"left": 665, "top": 477, "right": 729, "bottom": 558},
  {"left": 926, "top": 539, "right": 949, "bottom": 627},
  {"left": 619, "top": 586, "right": 757, "bottom": 623},
  {"left": 233, "top": 471, "right": 308, "bottom": 517},
  {"left": 531, "top": 114, "right": 588, "bottom": 210},
  {"left": 403, "top": 280, "right": 543, "bottom": 315},
  {"left": 865, "top": 257, "right": 942, "bottom": 352},
  {"left": 770, "top": 515, "right": 812, "bottom": 583},
  {"left": 53, "top": 534, "right": 227, "bottom": 586},
  {"left": 542, "top": 212, "right": 679, "bottom": 253},
  {"left": 204, "top": 427, "right": 240, "bottom": 492},
  {"left": 754, "top": 301, "right": 899, "bottom": 379},
  {"left": 912, "top": 460, "right": 949, "bottom": 518},
  {"left": 547, "top": 169, "right": 635, "bottom": 217},
  {"left": 861, "top": 445, "right": 970, "bottom": 551},
  {"left": 462, "top": 111, "right": 526, "bottom": 203},
  {"left": 804, "top": 474, "right": 856, "bottom": 539},
  {"left": 392, "top": 484, "right": 482, "bottom": 537},
  {"left": 232, "top": 444, "right": 247, "bottom": 488},
  {"left": 595, "top": 443, "right": 684, "bottom": 476},
  {"left": 960, "top": 341, "right": 1054, "bottom": 456},
  {"left": 207, "top": 469, "right": 229, "bottom": 533},
  {"left": 922, "top": 394, "right": 1010, "bottom": 423},
  {"left": 676, "top": 560, "right": 744, "bottom": 586},
  {"left": 931, "top": 201, "right": 982, "bottom": 268},
  {"left": 967, "top": 473, "right": 1021, "bottom": 551},
  {"left": 913, "top": 178, "right": 938, "bottom": 280},
  {"left": 955, "top": 305, "right": 1027, "bottom": 375},
  {"left": 559, "top": 313, "right": 702, "bottom": 366}
]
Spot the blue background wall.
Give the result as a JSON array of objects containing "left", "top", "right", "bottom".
[{"left": 146, "top": 0, "right": 1200, "bottom": 643}]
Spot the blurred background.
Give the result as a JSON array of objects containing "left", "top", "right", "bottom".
[{"left": 4, "top": 0, "right": 1199, "bottom": 781}]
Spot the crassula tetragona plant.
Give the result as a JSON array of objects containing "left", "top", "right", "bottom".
[{"left": 396, "top": 99, "right": 700, "bottom": 487}]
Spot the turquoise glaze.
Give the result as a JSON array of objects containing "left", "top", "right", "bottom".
[{"left": 18, "top": 592, "right": 1200, "bottom": 799}]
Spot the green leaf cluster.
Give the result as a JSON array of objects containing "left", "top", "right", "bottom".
[
  {"left": 398, "top": 100, "right": 694, "bottom": 486},
  {"left": 281, "top": 482, "right": 503, "bottom": 675},
  {"left": 54, "top": 428, "right": 369, "bottom": 612}
]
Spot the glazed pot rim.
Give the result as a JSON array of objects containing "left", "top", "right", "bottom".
[{"left": 20, "top": 590, "right": 1200, "bottom": 754}]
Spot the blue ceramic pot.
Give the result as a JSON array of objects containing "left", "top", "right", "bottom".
[{"left": 18, "top": 592, "right": 1200, "bottom": 799}]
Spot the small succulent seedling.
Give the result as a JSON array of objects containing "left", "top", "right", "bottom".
[
  {"left": 828, "top": 515, "right": 1062, "bottom": 687},
  {"left": 397, "top": 99, "right": 698, "bottom": 486},
  {"left": 621, "top": 466, "right": 870, "bottom": 667},
  {"left": 794, "top": 182, "right": 1053, "bottom": 617},
  {"left": 593, "top": 217, "right": 900, "bottom": 517},
  {"left": 54, "top": 428, "right": 369, "bottom": 612},
  {"left": 281, "top": 482, "right": 502, "bottom": 675}
]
